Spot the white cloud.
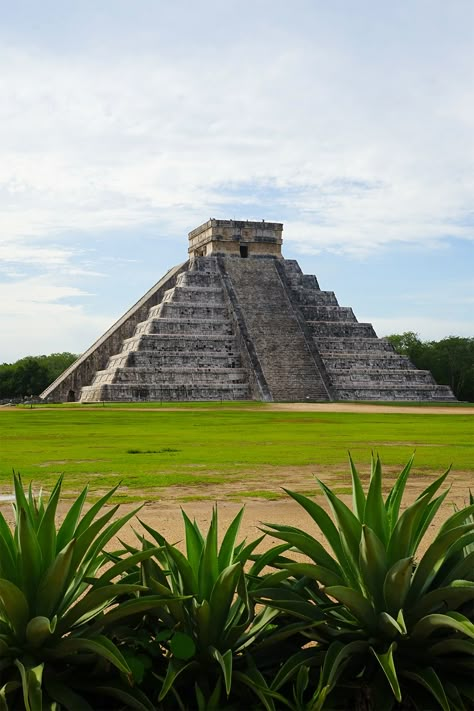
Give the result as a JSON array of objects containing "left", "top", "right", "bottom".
[{"left": 0, "top": 17, "right": 472, "bottom": 259}]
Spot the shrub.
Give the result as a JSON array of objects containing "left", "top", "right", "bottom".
[
  {"left": 258, "top": 455, "right": 474, "bottom": 710},
  {"left": 0, "top": 473, "right": 165, "bottom": 710},
  {"left": 112, "top": 507, "right": 304, "bottom": 710}
]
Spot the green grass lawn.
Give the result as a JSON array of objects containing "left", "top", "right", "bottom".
[{"left": 0, "top": 403, "right": 472, "bottom": 498}]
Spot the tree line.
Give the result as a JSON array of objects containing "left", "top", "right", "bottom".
[
  {"left": 0, "top": 353, "right": 77, "bottom": 399},
  {"left": 386, "top": 333, "right": 474, "bottom": 402}
]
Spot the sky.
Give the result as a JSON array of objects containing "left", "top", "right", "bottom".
[{"left": 1, "top": 0, "right": 473, "bottom": 363}]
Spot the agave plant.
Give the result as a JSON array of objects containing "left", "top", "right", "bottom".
[
  {"left": 113, "top": 506, "right": 303, "bottom": 710},
  {"left": 257, "top": 455, "right": 474, "bottom": 710},
  {"left": 0, "top": 472, "right": 169, "bottom": 710}
]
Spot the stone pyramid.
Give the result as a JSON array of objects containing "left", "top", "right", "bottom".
[{"left": 41, "top": 219, "right": 455, "bottom": 402}]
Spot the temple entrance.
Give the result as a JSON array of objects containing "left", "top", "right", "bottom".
[{"left": 240, "top": 245, "right": 248, "bottom": 258}]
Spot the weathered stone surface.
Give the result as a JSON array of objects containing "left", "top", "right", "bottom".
[{"left": 41, "top": 219, "right": 456, "bottom": 403}]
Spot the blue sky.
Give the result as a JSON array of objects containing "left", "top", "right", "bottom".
[{"left": 0, "top": 0, "right": 472, "bottom": 362}]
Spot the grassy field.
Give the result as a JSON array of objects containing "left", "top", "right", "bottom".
[{"left": 0, "top": 402, "right": 472, "bottom": 501}]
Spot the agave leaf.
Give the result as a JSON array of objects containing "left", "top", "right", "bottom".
[
  {"left": 209, "top": 647, "right": 233, "bottom": 696},
  {"left": 428, "top": 638, "right": 474, "bottom": 656},
  {"left": 248, "top": 542, "right": 291, "bottom": 577},
  {"left": 13, "top": 473, "right": 34, "bottom": 528},
  {"left": 235, "top": 534, "right": 266, "bottom": 567},
  {"left": 416, "top": 466, "right": 452, "bottom": 503},
  {"left": 281, "top": 562, "right": 344, "bottom": 587},
  {"left": 198, "top": 507, "right": 219, "bottom": 600},
  {"left": 378, "top": 612, "right": 406, "bottom": 640},
  {"left": 58, "top": 583, "right": 147, "bottom": 633},
  {"left": 386, "top": 490, "right": 433, "bottom": 565},
  {"left": 44, "top": 677, "right": 95, "bottom": 711},
  {"left": 218, "top": 507, "right": 244, "bottom": 572},
  {"left": 260, "top": 527, "right": 342, "bottom": 575},
  {"left": 270, "top": 648, "right": 320, "bottom": 691},
  {"left": 385, "top": 454, "right": 415, "bottom": 530},
  {"left": 411, "top": 612, "right": 474, "bottom": 641},
  {"left": 436, "top": 550, "right": 474, "bottom": 587},
  {"left": 359, "top": 525, "right": 387, "bottom": 608},
  {"left": 55, "top": 485, "right": 89, "bottom": 552},
  {"left": 365, "top": 454, "right": 389, "bottom": 545},
  {"left": 36, "top": 476, "right": 63, "bottom": 569},
  {"left": 317, "top": 480, "right": 362, "bottom": 564},
  {"left": 324, "top": 586, "right": 377, "bottom": 632},
  {"left": 74, "top": 484, "right": 121, "bottom": 539},
  {"left": 181, "top": 510, "right": 204, "bottom": 573},
  {"left": 233, "top": 667, "right": 285, "bottom": 711},
  {"left": 439, "top": 503, "right": 474, "bottom": 535},
  {"left": 409, "top": 581, "right": 474, "bottom": 619},
  {"left": 383, "top": 557, "right": 413, "bottom": 615},
  {"left": 165, "top": 543, "right": 198, "bottom": 594},
  {"left": 348, "top": 453, "right": 366, "bottom": 522},
  {"left": 95, "top": 594, "right": 181, "bottom": 630},
  {"left": 97, "top": 546, "right": 163, "bottom": 584},
  {"left": 158, "top": 658, "right": 197, "bottom": 701},
  {"left": 54, "top": 634, "right": 131, "bottom": 674},
  {"left": 0, "top": 528, "right": 17, "bottom": 584},
  {"left": 0, "top": 681, "right": 21, "bottom": 711},
  {"left": 83, "top": 504, "right": 144, "bottom": 573},
  {"left": 283, "top": 488, "right": 347, "bottom": 563},
  {"left": 412, "top": 490, "right": 450, "bottom": 554},
  {"left": 14, "top": 659, "right": 43, "bottom": 711},
  {"left": 25, "top": 615, "right": 56, "bottom": 648},
  {"left": 371, "top": 642, "right": 401, "bottom": 702},
  {"left": 209, "top": 563, "right": 242, "bottom": 641},
  {"left": 0, "top": 578, "right": 29, "bottom": 638},
  {"left": 18, "top": 508, "right": 43, "bottom": 603},
  {"left": 69, "top": 505, "right": 120, "bottom": 575},
  {"left": 408, "top": 523, "right": 474, "bottom": 602},
  {"left": 402, "top": 667, "right": 450, "bottom": 711},
  {"left": 137, "top": 518, "right": 168, "bottom": 547},
  {"left": 92, "top": 683, "right": 156, "bottom": 711},
  {"left": 254, "top": 589, "right": 326, "bottom": 622},
  {"left": 35, "top": 538, "right": 76, "bottom": 618}
]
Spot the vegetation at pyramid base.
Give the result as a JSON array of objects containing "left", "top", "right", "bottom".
[
  {"left": 387, "top": 333, "right": 474, "bottom": 402},
  {"left": 0, "top": 457, "right": 472, "bottom": 710},
  {"left": 0, "top": 353, "right": 77, "bottom": 399}
]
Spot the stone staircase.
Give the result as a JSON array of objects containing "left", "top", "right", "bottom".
[
  {"left": 80, "top": 258, "right": 250, "bottom": 401},
  {"left": 221, "top": 257, "right": 330, "bottom": 401},
  {"left": 280, "top": 260, "right": 455, "bottom": 401}
]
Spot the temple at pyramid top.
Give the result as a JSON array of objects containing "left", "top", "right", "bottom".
[
  {"left": 188, "top": 219, "right": 283, "bottom": 258},
  {"left": 41, "top": 219, "right": 455, "bottom": 403}
]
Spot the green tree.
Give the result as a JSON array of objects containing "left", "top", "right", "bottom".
[
  {"left": 0, "top": 352, "right": 78, "bottom": 399},
  {"left": 387, "top": 333, "right": 474, "bottom": 402}
]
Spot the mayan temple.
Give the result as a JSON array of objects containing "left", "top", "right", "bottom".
[{"left": 41, "top": 220, "right": 455, "bottom": 403}]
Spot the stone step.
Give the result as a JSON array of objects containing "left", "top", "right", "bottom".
[
  {"left": 134, "top": 318, "right": 233, "bottom": 336},
  {"left": 300, "top": 306, "right": 356, "bottom": 322},
  {"left": 109, "top": 351, "right": 240, "bottom": 369},
  {"left": 162, "top": 286, "right": 225, "bottom": 304},
  {"left": 80, "top": 382, "right": 251, "bottom": 402},
  {"left": 92, "top": 366, "right": 248, "bottom": 386},
  {"left": 310, "top": 322, "right": 377, "bottom": 338},
  {"left": 324, "top": 354, "right": 413, "bottom": 370},
  {"left": 315, "top": 337, "right": 395, "bottom": 353},
  {"left": 176, "top": 271, "right": 221, "bottom": 288},
  {"left": 329, "top": 369, "right": 435, "bottom": 386},
  {"left": 121, "top": 333, "right": 239, "bottom": 353},
  {"left": 334, "top": 385, "right": 456, "bottom": 402},
  {"left": 149, "top": 303, "right": 228, "bottom": 320}
]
